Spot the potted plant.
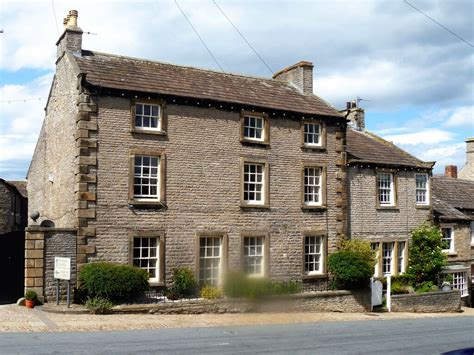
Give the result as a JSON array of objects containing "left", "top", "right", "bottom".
[{"left": 25, "top": 290, "right": 37, "bottom": 308}]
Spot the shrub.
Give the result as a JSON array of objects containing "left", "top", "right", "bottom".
[
  {"left": 85, "top": 296, "right": 113, "bottom": 314},
  {"left": 328, "top": 250, "right": 372, "bottom": 290},
  {"left": 200, "top": 285, "right": 222, "bottom": 299},
  {"left": 169, "top": 267, "right": 198, "bottom": 298},
  {"left": 223, "top": 272, "right": 300, "bottom": 299},
  {"left": 415, "top": 281, "right": 436, "bottom": 294},
  {"left": 339, "top": 238, "right": 375, "bottom": 263},
  {"left": 79, "top": 262, "right": 149, "bottom": 303},
  {"left": 25, "top": 290, "right": 37, "bottom": 301},
  {"left": 406, "top": 223, "right": 447, "bottom": 287}
]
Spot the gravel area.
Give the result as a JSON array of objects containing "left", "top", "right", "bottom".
[{"left": 0, "top": 304, "right": 472, "bottom": 333}]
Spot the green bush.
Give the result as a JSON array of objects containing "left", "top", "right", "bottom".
[
  {"left": 85, "top": 296, "right": 113, "bottom": 314},
  {"left": 169, "top": 267, "right": 198, "bottom": 298},
  {"left": 406, "top": 223, "right": 447, "bottom": 287},
  {"left": 339, "top": 238, "right": 375, "bottom": 263},
  {"left": 223, "top": 272, "right": 300, "bottom": 299},
  {"left": 415, "top": 281, "right": 436, "bottom": 294},
  {"left": 25, "top": 290, "right": 37, "bottom": 301},
  {"left": 200, "top": 285, "right": 222, "bottom": 299},
  {"left": 79, "top": 262, "right": 149, "bottom": 303},
  {"left": 328, "top": 250, "right": 372, "bottom": 290}
]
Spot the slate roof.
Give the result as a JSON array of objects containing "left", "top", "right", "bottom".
[
  {"left": 346, "top": 129, "right": 433, "bottom": 169},
  {"left": 1, "top": 179, "right": 27, "bottom": 198},
  {"left": 73, "top": 51, "right": 343, "bottom": 118},
  {"left": 432, "top": 176, "right": 474, "bottom": 216}
]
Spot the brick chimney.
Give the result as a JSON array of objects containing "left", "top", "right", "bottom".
[
  {"left": 273, "top": 61, "right": 314, "bottom": 95},
  {"left": 56, "top": 10, "right": 83, "bottom": 59},
  {"left": 445, "top": 165, "right": 457, "bottom": 178},
  {"left": 340, "top": 100, "right": 365, "bottom": 130}
]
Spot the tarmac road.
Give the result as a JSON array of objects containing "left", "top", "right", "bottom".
[{"left": 0, "top": 316, "right": 473, "bottom": 354}]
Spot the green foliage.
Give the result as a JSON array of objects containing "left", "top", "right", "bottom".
[
  {"left": 389, "top": 274, "right": 413, "bottom": 295},
  {"left": 79, "top": 262, "right": 149, "bottom": 303},
  {"left": 85, "top": 296, "right": 113, "bottom": 314},
  {"left": 406, "top": 223, "right": 447, "bottom": 286},
  {"left": 223, "top": 272, "right": 300, "bottom": 299},
  {"left": 415, "top": 281, "right": 435, "bottom": 294},
  {"left": 200, "top": 285, "right": 222, "bottom": 299},
  {"left": 170, "top": 267, "right": 198, "bottom": 298},
  {"left": 328, "top": 250, "right": 373, "bottom": 290},
  {"left": 340, "top": 238, "right": 375, "bottom": 262},
  {"left": 25, "top": 290, "right": 37, "bottom": 301}
]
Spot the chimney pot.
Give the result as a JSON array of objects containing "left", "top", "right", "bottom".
[
  {"left": 67, "top": 10, "right": 78, "bottom": 27},
  {"left": 445, "top": 165, "right": 458, "bottom": 178},
  {"left": 346, "top": 101, "right": 351, "bottom": 110}
]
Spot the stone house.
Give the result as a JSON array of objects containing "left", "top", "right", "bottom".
[
  {"left": 341, "top": 103, "right": 434, "bottom": 278},
  {"left": 0, "top": 179, "right": 27, "bottom": 235},
  {"left": 432, "top": 165, "right": 474, "bottom": 305},
  {"left": 0, "top": 178, "right": 27, "bottom": 303},
  {"left": 26, "top": 11, "right": 348, "bottom": 300}
]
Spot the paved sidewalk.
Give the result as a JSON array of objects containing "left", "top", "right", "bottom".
[{"left": 0, "top": 304, "right": 473, "bottom": 333}]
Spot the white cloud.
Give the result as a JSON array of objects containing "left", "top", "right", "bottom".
[
  {"left": 383, "top": 129, "right": 454, "bottom": 145},
  {"left": 443, "top": 106, "right": 474, "bottom": 128}
]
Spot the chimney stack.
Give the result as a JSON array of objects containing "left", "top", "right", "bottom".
[
  {"left": 465, "top": 137, "right": 474, "bottom": 164},
  {"left": 56, "top": 10, "right": 83, "bottom": 59},
  {"left": 273, "top": 61, "right": 314, "bottom": 95},
  {"left": 445, "top": 165, "right": 457, "bottom": 178},
  {"left": 340, "top": 100, "right": 365, "bottom": 130}
]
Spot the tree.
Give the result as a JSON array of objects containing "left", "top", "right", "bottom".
[{"left": 406, "top": 223, "right": 447, "bottom": 286}]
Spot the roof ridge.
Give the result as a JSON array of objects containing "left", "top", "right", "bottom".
[
  {"left": 362, "top": 129, "right": 431, "bottom": 166},
  {"left": 81, "top": 50, "right": 291, "bottom": 85}
]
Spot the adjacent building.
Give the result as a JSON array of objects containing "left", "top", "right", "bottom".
[
  {"left": 27, "top": 11, "right": 348, "bottom": 300},
  {"left": 341, "top": 102, "right": 434, "bottom": 278}
]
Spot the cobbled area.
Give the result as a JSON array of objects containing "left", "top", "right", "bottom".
[{"left": 0, "top": 304, "right": 473, "bottom": 333}]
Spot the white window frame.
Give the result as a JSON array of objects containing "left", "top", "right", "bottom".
[
  {"left": 303, "top": 167, "right": 322, "bottom": 206},
  {"left": 470, "top": 221, "right": 474, "bottom": 246},
  {"left": 371, "top": 242, "right": 380, "bottom": 277},
  {"left": 377, "top": 173, "right": 395, "bottom": 207},
  {"left": 441, "top": 226, "right": 454, "bottom": 253},
  {"left": 382, "top": 242, "right": 394, "bottom": 275},
  {"left": 304, "top": 235, "right": 324, "bottom": 275},
  {"left": 243, "top": 236, "right": 265, "bottom": 277},
  {"left": 449, "top": 271, "right": 469, "bottom": 297},
  {"left": 134, "top": 102, "right": 161, "bottom": 131},
  {"left": 397, "top": 241, "right": 406, "bottom": 274},
  {"left": 415, "top": 173, "right": 429, "bottom": 205},
  {"left": 199, "top": 236, "right": 222, "bottom": 287},
  {"left": 303, "top": 122, "right": 322, "bottom": 147},
  {"left": 132, "top": 236, "right": 159, "bottom": 283},
  {"left": 243, "top": 162, "right": 265, "bottom": 206},
  {"left": 133, "top": 155, "right": 160, "bottom": 201},
  {"left": 243, "top": 115, "right": 265, "bottom": 142}
]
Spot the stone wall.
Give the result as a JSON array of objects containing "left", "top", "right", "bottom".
[
  {"left": 440, "top": 222, "right": 472, "bottom": 264},
  {"left": 347, "top": 167, "right": 432, "bottom": 241},
  {"left": 391, "top": 290, "right": 461, "bottom": 312},
  {"left": 114, "top": 290, "right": 371, "bottom": 314},
  {"left": 88, "top": 96, "right": 346, "bottom": 285},
  {"left": 24, "top": 227, "right": 77, "bottom": 301},
  {"left": 44, "top": 231, "right": 77, "bottom": 302},
  {"left": 27, "top": 53, "right": 79, "bottom": 229}
]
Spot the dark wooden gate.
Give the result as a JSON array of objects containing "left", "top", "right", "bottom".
[{"left": 0, "top": 231, "right": 25, "bottom": 304}]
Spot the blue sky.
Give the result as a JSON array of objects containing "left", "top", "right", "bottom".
[{"left": 0, "top": 0, "right": 473, "bottom": 180}]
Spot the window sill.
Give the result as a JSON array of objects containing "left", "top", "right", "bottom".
[
  {"left": 376, "top": 206, "right": 399, "bottom": 210},
  {"left": 240, "top": 139, "right": 270, "bottom": 147},
  {"left": 302, "top": 273, "right": 327, "bottom": 280},
  {"left": 301, "top": 205, "right": 327, "bottom": 211},
  {"left": 131, "top": 128, "right": 167, "bottom": 136},
  {"left": 240, "top": 204, "right": 270, "bottom": 210},
  {"left": 443, "top": 251, "right": 457, "bottom": 256},
  {"left": 149, "top": 281, "right": 165, "bottom": 287},
  {"left": 415, "top": 205, "right": 431, "bottom": 210},
  {"left": 129, "top": 200, "right": 166, "bottom": 209},
  {"left": 301, "top": 145, "right": 326, "bottom": 152}
]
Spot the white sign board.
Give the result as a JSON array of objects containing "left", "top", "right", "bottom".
[{"left": 54, "top": 257, "right": 71, "bottom": 280}]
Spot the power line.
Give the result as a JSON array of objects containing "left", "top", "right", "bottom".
[
  {"left": 404, "top": 0, "right": 473, "bottom": 48},
  {"left": 0, "top": 97, "right": 44, "bottom": 104},
  {"left": 50, "top": 0, "right": 60, "bottom": 36},
  {"left": 212, "top": 0, "right": 274, "bottom": 75},
  {"left": 174, "top": 0, "right": 225, "bottom": 72}
]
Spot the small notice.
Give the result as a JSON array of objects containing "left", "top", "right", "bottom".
[{"left": 54, "top": 257, "right": 71, "bottom": 280}]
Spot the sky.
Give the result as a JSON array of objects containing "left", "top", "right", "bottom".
[{"left": 0, "top": 0, "right": 473, "bottom": 180}]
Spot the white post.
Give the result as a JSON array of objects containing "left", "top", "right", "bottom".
[
  {"left": 370, "top": 277, "right": 374, "bottom": 311},
  {"left": 386, "top": 275, "right": 391, "bottom": 312}
]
